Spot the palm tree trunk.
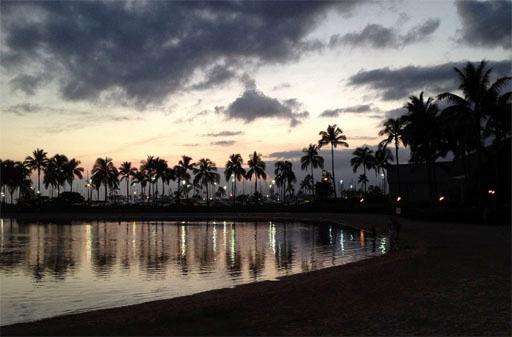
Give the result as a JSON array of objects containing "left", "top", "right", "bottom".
[
  {"left": 363, "top": 165, "right": 367, "bottom": 193},
  {"left": 311, "top": 165, "right": 315, "bottom": 197},
  {"left": 104, "top": 182, "right": 108, "bottom": 202},
  {"left": 331, "top": 144, "right": 337, "bottom": 198},
  {"left": 395, "top": 139, "right": 401, "bottom": 199},
  {"left": 37, "top": 169, "right": 41, "bottom": 195},
  {"left": 70, "top": 180, "right": 73, "bottom": 192},
  {"left": 254, "top": 176, "right": 257, "bottom": 195},
  {"left": 206, "top": 182, "right": 209, "bottom": 206},
  {"left": 126, "top": 179, "right": 129, "bottom": 202},
  {"left": 233, "top": 180, "right": 237, "bottom": 206}
]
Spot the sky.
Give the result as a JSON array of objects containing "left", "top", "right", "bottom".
[{"left": 0, "top": 0, "right": 511, "bottom": 190}]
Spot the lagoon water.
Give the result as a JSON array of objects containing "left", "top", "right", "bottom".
[{"left": 0, "top": 219, "right": 387, "bottom": 325}]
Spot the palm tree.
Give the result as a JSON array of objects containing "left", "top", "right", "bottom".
[
  {"left": 318, "top": 124, "right": 349, "bottom": 198},
  {"left": 176, "top": 156, "right": 195, "bottom": 201},
  {"left": 1, "top": 160, "right": 31, "bottom": 204},
  {"left": 153, "top": 157, "right": 168, "bottom": 199},
  {"left": 300, "top": 174, "right": 314, "bottom": 194},
  {"left": 379, "top": 117, "right": 406, "bottom": 197},
  {"left": 24, "top": 148, "right": 48, "bottom": 195},
  {"left": 52, "top": 154, "right": 69, "bottom": 196},
  {"left": 64, "top": 158, "right": 84, "bottom": 192},
  {"left": 274, "top": 160, "right": 296, "bottom": 204},
  {"left": 300, "top": 144, "right": 324, "bottom": 197},
  {"left": 350, "top": 146, "right": 375, "bottom": 193},
  {"left": 43, "top": 158, "right": 58, "bottom": 198},
  {"left": 225, "top": 154, "right": 246, "bottom": 204},
  {"left": 119, "top": 162, "right": 137, "bottom": 201},
  {"left": 438, "top": 60, "right": 511, "bottom": 202},
  {"left": 91, "top": 157, "right": 119, "bottom": 202},
  {"left": 358, "top": 174, "right": 369, "bottom": 191},
  {"left": 193, "top": 158, "right": 220, "bottom": 205},
  {"left": 162, "top": 167, "right": 176, "bottom": 197},
  {"left": 140, "top": 156, "right": 156, "bottom": 199},
  {"left": 131, "top": 169, "right": 148, "bottom": 199},
  {"left": 246, "top": 151, "right": 266, "bottom": 195},
  {"left": 374, "top": 146, "right": 394, "bottom": 194},
  {"left": 403, "top": 92, "right": 446, "bottom": 205}
]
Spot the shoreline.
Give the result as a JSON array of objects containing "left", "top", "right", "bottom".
[{"left": 1, "top": 212, "right": 510, "bottom": 336}]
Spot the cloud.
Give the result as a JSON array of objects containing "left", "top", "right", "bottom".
[
  {"left": 319, "top": 104, "right": 377, "bottom": 117},
  {"left": 384, "top": 108, "right": 408, "bottom": 119},
  {"left": 220, "top": 76, "right": 309, "bottom": 127},
  {"left": 2, "top": 103, "right": 43, "bottom": 115},
  {"left": 329, "top": 18, "right": 440, "bottom": 49},
  {"left": 211, "top": 140, "right": 236, "bottom": 146},
  {"left": 9, "top": 73, "right": 51, "bottom": 95},
  {"left": 348, "top": 59, "right": 512, "bottom": 101},
  {"left": 190, "top": 64, "right": 237, "bottom": 90},
  {"left": 0, "top": 1, "right": 364, "bottom": 107},
  {"left": 455, "top": 0, "right": 511, "bottom": 49},
  {"left": 271, "top": 82, "right": 291, "bottom": 91},
  {"left": 204, "top": 131, "right": 243, "bottom": 137}
]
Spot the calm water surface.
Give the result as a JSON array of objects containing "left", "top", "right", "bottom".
[{"left": 0, "top": 219, "right": 388, "bottom": 325}]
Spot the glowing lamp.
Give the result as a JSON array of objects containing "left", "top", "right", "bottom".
[{"left": 438, "top": 196, "right": 445, "bottom": 202}]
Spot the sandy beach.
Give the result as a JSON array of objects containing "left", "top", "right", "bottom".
[{"left": 1, "top": 212, "right": 510, "bottom": 336}]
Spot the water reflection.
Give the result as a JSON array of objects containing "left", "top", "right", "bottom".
[{"left": 0, "top": 219, "right": 387, "bottom": 325}]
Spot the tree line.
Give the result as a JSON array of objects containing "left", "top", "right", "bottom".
[{"left": 1, "top": 60, "right": 510, "bottom": 206}]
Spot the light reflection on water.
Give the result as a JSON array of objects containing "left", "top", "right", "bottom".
[{"left": 0, "top": 219, "right": 387, "bottom": 325}]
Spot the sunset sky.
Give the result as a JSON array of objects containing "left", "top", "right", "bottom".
[{"left": 1, "top": 0, "right": 510, "bottom": 186}]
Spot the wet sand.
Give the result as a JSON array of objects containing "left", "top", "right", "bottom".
[{"left": 1, "top": 212, "right": 510, "bottom": 336}]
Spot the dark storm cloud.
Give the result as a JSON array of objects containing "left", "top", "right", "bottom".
[
  {"left": 384, "top": 108, "right": 407, "bottom": 119},
  {"left": 190, "top": 64, "right": 237, "bottom": 90},
  {"left": 219, "top": 76, "right": 309, "bottom": 127},
  {"left": 348, "top": 60, "right": 512, "bottom": 101},
  {"left": 211, "top": 140, "right": 236, "bottom": 146},
  {"left": 0, "top": 1, "right": 364, "bottom": 107},
  {"left": 329, "top": 19, "right": 439, "bottom": 49},
  {"left": 319, "top": 104, "right": 376, "bottom": 117},
  {"left": 455, "top": 0, "right": 511, "bottom": 49},
  {"left": 204, "top": 131, "right": 243, "bottom": 137}
]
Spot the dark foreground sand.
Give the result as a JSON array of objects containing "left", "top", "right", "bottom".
[{"left": 1, "top": 212, "right": 510, "bottom": 336}]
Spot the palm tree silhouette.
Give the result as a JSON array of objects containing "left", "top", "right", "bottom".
[
  {"left": 403, "top": 92, "right": 445, "bottom": 205},
  {"left": 350, "top": 146, "right": 375, "bottom": 194},
  {"left": 300, "top": 144, "right": 324, "bottom": 197},
  {"left": 24, "top": 148, "right": 48, "bottom": 195},
  {"left": 64, "top": 158, "right": 84, "bottom": 192},
  {"left": 379, "top": 117, "right": 406, "bottom": 197},
  {"left": 225, "top": 154, "right": 246, "bottom": 204},
  {"left": 140, "top": 156, "right": 156, "bottom": 199},
  {"left": 92, "top": 157, "right": 119, "bottom": 202},
  {"left": 153, "top": 157, "right": 168, "bottom": 200},
  {"left": 131, "top": 169, "right": 148, "bottom": 199},
  {"left": 177, "top": 156, "right": 195, "bottom": 200},
  {"left": 246, "top": 151, "right": 266, "bottom": 195},
  {"left": 52, "top": 154, "right": 69, "bottom": 196},
  {"left": 1, "top": 160, "right": 31, "bottom": 204},
  {"left": 438, "top": 60, "right": 511, "bottom": 203},
  {"left": 358, "top": 174, "right": 369, "bottom": 191},
  {"left": 374, "top": 145, "right": 394, "bottom": 194},
  {"left": 300, "top": 174, "right": 314, "bottom": 195},
  {"left": 162, "top": 166, "right": 176, "bottom": 197},
  {"left": 274, "top": 160, "right": 296, "bottom": 204},
  {"left": 193, "top": 158, "right": 220, "bottom": 205},
  {"left": 119, "top": 162, "right": 137, "bottom": 202},
  {"left": 318, "top": 125, "right": 349, "bottom": 198},
  {"left": 43, "top": 158, "right": 58, "bottom": 198}
]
